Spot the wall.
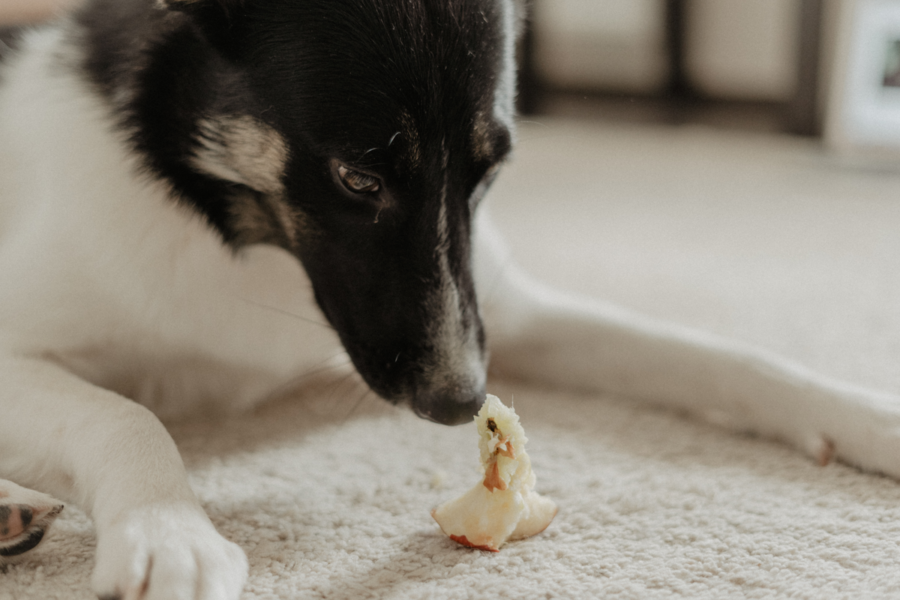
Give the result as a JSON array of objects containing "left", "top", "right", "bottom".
[
  {"left": 533, "top": 0, "right": 801, "bottom": 102},
  {"left": 686, "top": 0, "right": 801, "bottom": 101},
  {"left": 533, "top": 0, "right": 670, "bottom": 93}
]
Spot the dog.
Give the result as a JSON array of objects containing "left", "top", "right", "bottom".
[{"left": 3, "top": 0, "right": 900, "bottom": 598}]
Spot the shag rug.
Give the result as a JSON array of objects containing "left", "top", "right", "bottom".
[{"left": 7, "top": 118, "right": 900, "bottom": 599}]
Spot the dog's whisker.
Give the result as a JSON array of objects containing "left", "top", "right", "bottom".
[
  {"left": 515, "top": 119, "right": 549, "bottom": 128},
  {"left": 301, "top": 353, "right": 353, "bottom": 380},
  {"left": 261, "top": 352, "right": 353, "bottom": 403},
  {"left": 325, "top": 368, "right": 363, "bottom": 406},
  {"left": 341, "top": 386, "right": 375, "bottom": 424},
  {"left": 236, "top": 297, "right": 333, "bottom": 330},
  {"left": 357, "top": 147, "right": 380, "bottom": 161}
]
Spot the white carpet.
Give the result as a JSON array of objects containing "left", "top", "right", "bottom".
[{"left": 7, "top": 118, "right": 900, "bottom": 599}]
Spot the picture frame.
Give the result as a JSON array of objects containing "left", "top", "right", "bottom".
[{"left": 826, "top": 0, "right": 900, "bottom": 153}]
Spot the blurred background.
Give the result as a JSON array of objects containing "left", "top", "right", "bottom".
[
  {"left": 520, "top": 0, "right": 827, "bottom": 136},
  {"left": 0, "top": 0, "right": 850, "bottom": 141}
]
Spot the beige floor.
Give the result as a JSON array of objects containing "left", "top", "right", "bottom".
[
  {"left": 491, "top": 118, "right": 900, "bottom": 394},
  {"left": 8, "top": 118, "right": 900, "bottom": 599}
]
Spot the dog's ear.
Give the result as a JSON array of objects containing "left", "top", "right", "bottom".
[
  {"left": 157, "top": 0, "right": 247, "bottom": 54},
  {"left": 158, "top": 0, "right": 243, "bottom": 10}
]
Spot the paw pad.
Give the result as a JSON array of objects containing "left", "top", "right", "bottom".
[{"left": 0, "top": 502, "right": 63, "bottom": 558}]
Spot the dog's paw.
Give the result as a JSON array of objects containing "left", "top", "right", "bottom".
[
  {"left": 0, "top": 479, "right": 64, "bottom": 560},
  {"left": 92, "top": 503, "right": 247, "bottom": 600}
]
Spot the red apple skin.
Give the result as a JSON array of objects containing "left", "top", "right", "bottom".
[{"left": 449, "top": 534, "right": 500, "bottom": 553}]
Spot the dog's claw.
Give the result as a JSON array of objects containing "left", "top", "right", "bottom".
[
  {"left": 817, "top": 436, "right": 836, "bottom": 467},
  {"left": 803, "top": 434, "right": 836, "bottom": 467},
  {"left": 0, "top": 481, "right": 64, "bottom": 559}
]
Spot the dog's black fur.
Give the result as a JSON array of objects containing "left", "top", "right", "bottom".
[{"left": 71, "top": 0, "right": 517, "bottom": 424}]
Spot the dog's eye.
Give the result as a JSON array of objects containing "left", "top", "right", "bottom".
[{"left": 337, "top": 165, "right": 381, "bottom": 195}]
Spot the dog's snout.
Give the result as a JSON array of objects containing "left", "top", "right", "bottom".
[{"left": 413, "top": 384, "right": 485, "bottom": 426}]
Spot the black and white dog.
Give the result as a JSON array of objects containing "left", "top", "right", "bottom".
[{"left": 2, "top": 1, "right": 900, "bottom": 598}]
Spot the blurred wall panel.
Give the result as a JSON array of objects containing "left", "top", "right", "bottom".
[
  {"left": 532, "top": 0, "right": 670, "bottom": 93},
  {"left": 685, "top": 0, "right": 801, "bottom": 101}
]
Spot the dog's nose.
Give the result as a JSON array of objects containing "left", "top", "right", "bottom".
[{"left": 412, "top": 385, "right": 485, "bottom": 425}]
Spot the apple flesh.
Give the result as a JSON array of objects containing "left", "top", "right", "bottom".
[{"left": 432, "top": 395, "right": 558, "bottom": 551}]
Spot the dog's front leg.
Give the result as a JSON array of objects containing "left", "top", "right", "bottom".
[
  {"left": 0, "top": 357, "right": 247, "bottom": 600},
  {"left": 475, "top": 210, "right": 900, "bottom": 479}
]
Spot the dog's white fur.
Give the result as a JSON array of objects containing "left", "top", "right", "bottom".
[
  {"left": 4, "top": 10, "right": 900, "bottom": 600},
  {"left": 0, "top": 25, "right": 335, "bottom": 598}
]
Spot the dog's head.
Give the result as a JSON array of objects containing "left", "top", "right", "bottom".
[{"left": 81, "top": 0, "right": 521, "bottom": 424}]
